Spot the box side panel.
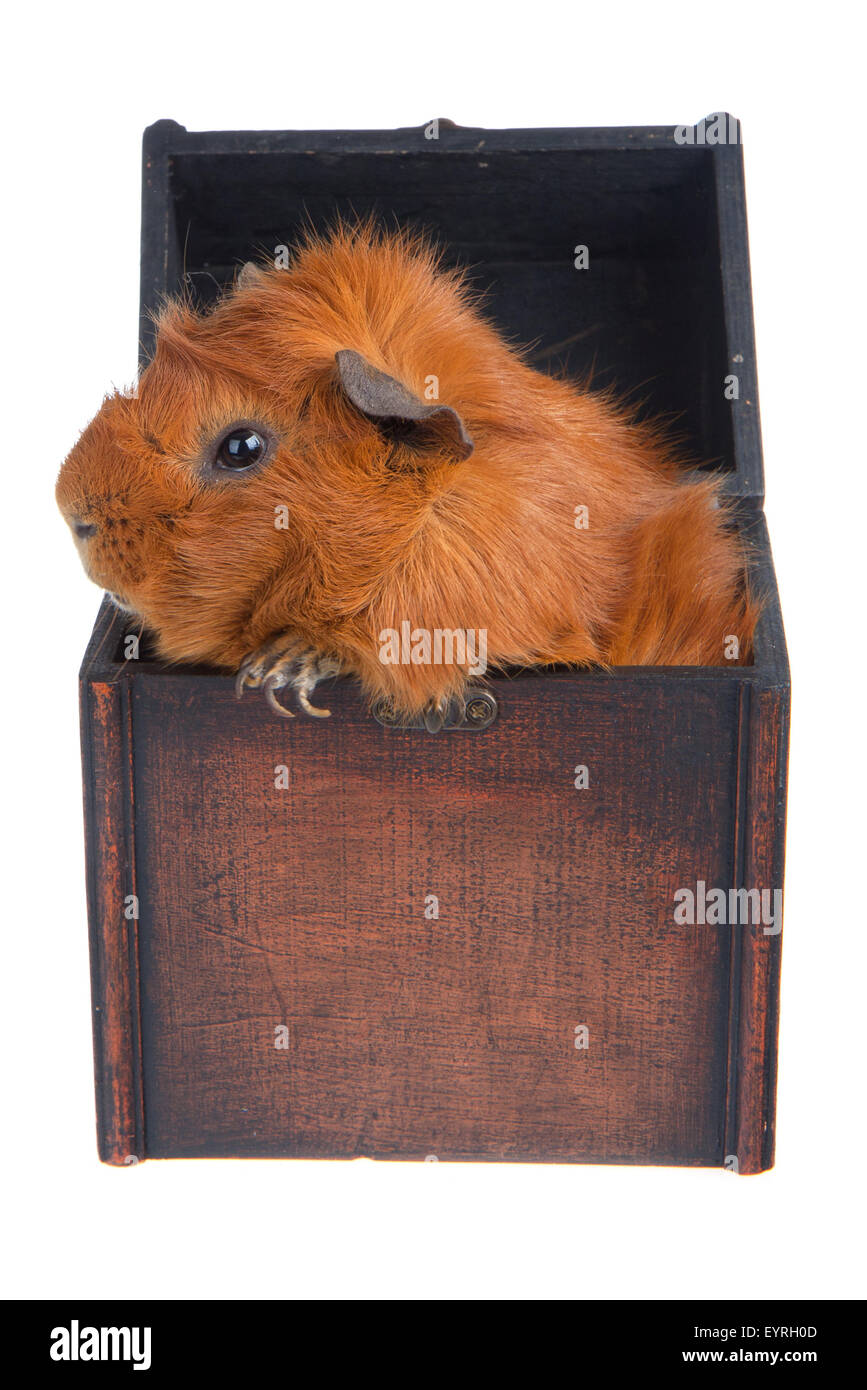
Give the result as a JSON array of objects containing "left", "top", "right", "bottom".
[
  {"left": 132, "top": 674, "right": 742, "bottom": 1164},
  {"left": 730, "top": 682, "right": 790, "bottom": 1173},
  {"left": 713, "top": 142, "right": 764, "bottom": 501},
  {"left": 80, "top": 673, "right": 144, "bottom": 1164},
  {"left": 746, "top": 508, "right": 789, "bottom": 685},
  {"left": 140, "top": 120, "right": 184, "bottom": 364}
]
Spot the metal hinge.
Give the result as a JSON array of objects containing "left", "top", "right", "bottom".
[{"left": 372, "top": 687, "right": 498, "bottom": 733}]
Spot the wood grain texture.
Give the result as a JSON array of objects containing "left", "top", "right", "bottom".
[{"left": 126, "top": 670, "right": 736, "bottom": 1162}]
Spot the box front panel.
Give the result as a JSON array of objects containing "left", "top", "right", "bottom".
[{"left": 132, "top": 672, "right": 739, "bottom": 1164}]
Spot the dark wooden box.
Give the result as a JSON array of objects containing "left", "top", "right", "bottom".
[{"left": 80, "top": 117, "right": 789, "bottom": 1171}]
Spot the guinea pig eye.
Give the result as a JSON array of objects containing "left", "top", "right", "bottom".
[{"left": 216, "top": 427, "right": 267, "bottom": 470}]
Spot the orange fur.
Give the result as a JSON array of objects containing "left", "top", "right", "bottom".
[{"left": 56, "top": 222, "right": 759, "bottom": 716}]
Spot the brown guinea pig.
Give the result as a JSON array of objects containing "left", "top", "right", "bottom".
[{"left": 56, "top": 221, "right": 758, "bottom": 726}]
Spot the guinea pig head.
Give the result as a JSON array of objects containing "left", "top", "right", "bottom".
[{"left": 55, "top": 229, "right": 481, "bottom": 672}]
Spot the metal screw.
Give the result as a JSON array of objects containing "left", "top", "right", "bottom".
[{"left": 466, "top": 697, "right": 492, "bottom": 724}]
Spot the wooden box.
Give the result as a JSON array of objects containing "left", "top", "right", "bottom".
[{"left": 80, "top": 117, "right": 789, "bottom": 1171}]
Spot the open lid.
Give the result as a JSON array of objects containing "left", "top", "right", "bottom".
[{"left": 141, "top": 114, "right": 763, "bottom": 500}]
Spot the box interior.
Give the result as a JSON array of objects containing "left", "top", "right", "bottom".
[{"left": 166, "top": 146, "right": 734, "bottom": 476}]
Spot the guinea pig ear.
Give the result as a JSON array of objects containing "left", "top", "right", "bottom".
[{"left": 335, "top": 349, "right": 474, "bottom": 461}]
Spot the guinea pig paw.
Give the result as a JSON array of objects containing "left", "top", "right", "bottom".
[
  {"left": 235, "top": 642, "right": 341, "bottom": 720},
  {"left": 234, "top": 640, "right": 291, "bottom": 699},
  {"left": 291, "top": 653, "right": 343, "bottom": 718},
  {"left": 235, "top": 641, "right": 300, "bottom": 717}
]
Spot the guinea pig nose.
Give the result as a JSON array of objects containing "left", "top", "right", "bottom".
[{"left": 72, "top": 518, "right": 98, "bottom": 539}]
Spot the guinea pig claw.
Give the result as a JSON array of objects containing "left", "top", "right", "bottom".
[
  {"left": 235, "top": 654, "right": 267, "bottom": 697},
  {"left": 294, "top": 654, "right": 343, "bottom": 717},
  {"left": 263, "top": 674, "right": 296, "bottom": 717},
  {"left": 235, "top": 645, "right": 340, "bottom": 719},
  {"left": 296, "top": 686, "right": 332, "bottom": 718}
]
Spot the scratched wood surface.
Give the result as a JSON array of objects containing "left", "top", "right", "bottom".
[{"left": 126, "top": 671, "right": 738, "bottom": 1163}]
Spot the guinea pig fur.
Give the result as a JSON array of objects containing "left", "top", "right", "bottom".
[{"left": 56, "top": 222, "right": 759, "bottom": 724}]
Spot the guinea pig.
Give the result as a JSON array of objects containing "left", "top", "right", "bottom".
[{"left": 56, "top": 221, "right": 759, "bottom": 728}]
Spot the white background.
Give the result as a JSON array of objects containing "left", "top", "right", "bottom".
[{"left": 3, "top": 1, "right": 864, "bottom": 1301}]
